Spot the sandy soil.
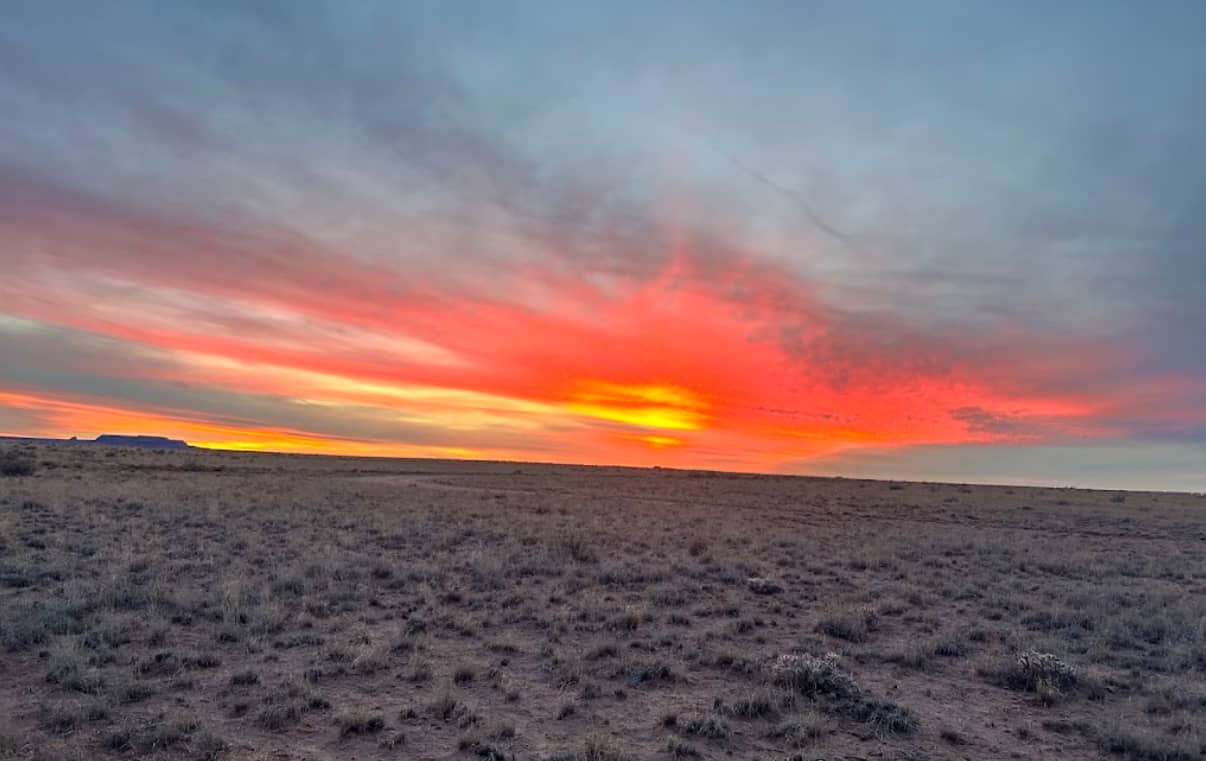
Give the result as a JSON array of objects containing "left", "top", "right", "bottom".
[{"left": 1, "top": 443, "right": 1203, "bottom": 761}]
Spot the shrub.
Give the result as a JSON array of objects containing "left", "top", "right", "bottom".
[
  {"left": 746, "top": 577, "right": 782, "bottom": 595},
  {"left": 45, "top": 655, "right": 105, "bottom": 694},
  {"left": 337, "top": 713, "right": 385, "bottom": 736},
  {"left": 408, "top": 657, "right": 433, "bottom": 683},
  {"left": 723, "top": 689, "right": 783, "bottom": 720},
  {"left": 842, "top": 695, "right": 920, "bottom": 735},
  {"left": 182, "top": 652, "right": 222, "bottom": 670},
  {"left": 817, "top": 609, "right": 878, "bottom": 643},
  {"left": 460, "top": 736, "right": 508, "bottom": 760},
  {"left": 576, "top": 735, "right": 632, "bottom": 761},
  {"left": 193, "top": 732, "right": 228, "bottom": 760},
  {"left": 767, "top": 713, "right": 833, "bottom": 748},
  {"left": 616, "top": 658, "right": 674, "bottom": 687},
  {"left": 886, "top": 641, "right": 935, "bottom": 671},
  {"left": 682, "top": 717, "right": 730, "bottom": 739},
  {"left": 0, "top": 451, "right": 35, "bottom": 477},
  {"left": 429, "top": 693, "right": 462, "bottom": 721},
  {"left": 491, "top": 723, "right": 516, "bottom": 740},
  {"left": 351, "top": 651, "right": 387, "bottom": 676},
  {"left": 256, "top": 702, "right": 305, "bottom": 731},
  {"left": 112, "top": 678, "right": 156, "bottom": 704},
  {"left": 1099, "top": 726, "right": 1201, "bottom": 761},
  {"left": 0, "top": 733, "right": 22, "bottom": 756},
  {"left": 941, "top": 728, "right": 968, "bottom": 745},
  {"left": 230, "top": 670, "right": 259, "bottom": 686},
  {"left": 768, "top": 653, "right": 918, "bottom": 735},
  {"left": 586, "top": 643, "right": 619, "bottom": 661},
  {"left": 768, "top": 653, "right": 859, "bottom": 699},
  {"left": 40, "top": 702, "right": 91, "bottom": 736},
  {"left": 555, "top": 531, "right": 598, "bottom": 564},
  {"left": 985, "top": 650, "right": 1078, "bottom": 694},
  {"left": 104, "top": 717, "right": 206, "bottom": 754},
  {"left": 665, "top": 737, "right": 700, "bottom": 757},
  {"left": 933, "top": 632, "right": 971, "bottom": 658}
]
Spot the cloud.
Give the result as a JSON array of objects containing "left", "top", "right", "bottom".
[
  {"left": 807, "top": 441, "right": 1206, "bottom": 493},
  {"left": 1, "top": 1, "right": 1204, "bottom": 488}
]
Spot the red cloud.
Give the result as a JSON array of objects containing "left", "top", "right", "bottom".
[{"left": 2, "top": 172, "right": 1194, "bottom": 468}]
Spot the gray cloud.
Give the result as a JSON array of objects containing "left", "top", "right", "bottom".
[
  {"left": 805, "top": 442, "right": 1206, "bottom": 493},
  {"left": 0, "top": 320, "right": 559, "bottom": 451}
]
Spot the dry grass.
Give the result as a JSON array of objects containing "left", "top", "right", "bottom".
[
  {"left": 1, "top": 442, "right": 1204, "bottom": 760},
  {"left": 0, "top": 449, "right": 36, "bottom": 477}
]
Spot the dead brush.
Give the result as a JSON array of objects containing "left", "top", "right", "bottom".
[
  {"left": 0, "top": 450, "right": 36, "bottom": 477},
  {"left": 681, "top": 716, "right": 730, "bottom": 739},
  {"left": 767, "top": 710, "right": 834, "bottom": 748},
  {"left": 817, "top": 608, "right": 879, "bottom": 643},
  {"left": 768, "top": 653, "right": 860, "bottom": 699},
  {"left": 553, "top": 530, "right": 598, "bottom": 564},
  {"left": 768, "top": 652, "right": 919, "bottom": 735},
  {"left": 721, "top": 687, "right": 794, "bottom": 720},
  {"left": 983, "top": 649, "right": 1079, "bottom": 701}
]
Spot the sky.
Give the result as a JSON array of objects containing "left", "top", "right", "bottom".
[{"left": 2, "top": 1, "right": 1205, "bottom": 490}]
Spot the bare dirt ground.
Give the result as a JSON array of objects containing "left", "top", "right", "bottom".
[{"left": 1, "top": 443, "right": 1204, "bottom": 761}]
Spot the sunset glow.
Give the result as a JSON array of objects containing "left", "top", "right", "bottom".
[
  {"left": 2, "top": 2, "right": 1205, "bottom": 489},
  {"left": 567, "top": 382, "right": 711, "bottom": 432}
]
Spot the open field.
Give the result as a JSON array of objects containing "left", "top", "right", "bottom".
[{"left": 1, "top": 443, "right": 1204, "bottom": 761}]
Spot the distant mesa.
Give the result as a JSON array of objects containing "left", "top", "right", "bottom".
[
  {"left": 93, "top": 434, "right": 192, "bottom": 450},
  {"left": 0, "top": 434, "right": 192, "bottom": 450}
]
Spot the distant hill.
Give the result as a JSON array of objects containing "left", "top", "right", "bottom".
[
  {"left": 0, "top": 434, "right": 192, "bottom": 450},
  {"left": 93, "top": 435, "right": 192, "bottom": 450}
]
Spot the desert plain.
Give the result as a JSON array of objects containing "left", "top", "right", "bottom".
[{"left": 0, "top": 443, "right": 1203, "bottom": 761}]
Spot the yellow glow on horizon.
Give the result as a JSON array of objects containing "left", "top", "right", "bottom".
[
  {"left": 195, "top": 438, "right": 483, "bottom": 459},
  {"left": 567, "top": 380, "right": 710, "bottom": 431},
  {"left": 630, "top": 434, "right": 684, "bottom": 449},
  {"left": 193, "top": 437, "right": 343, "bottom": 453}
]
